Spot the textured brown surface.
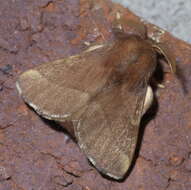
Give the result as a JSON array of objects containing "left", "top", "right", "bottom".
[{"left": 0, "top": 0, "right": 191, "bottom": 189}]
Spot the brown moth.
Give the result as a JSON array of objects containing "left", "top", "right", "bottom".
[{"left": 16, "top": 17, "right": 176, "bottom": 180}]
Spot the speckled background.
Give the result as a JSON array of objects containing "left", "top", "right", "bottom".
[{"left": 0, "top": 0, "right": 191, "bottom": 189}]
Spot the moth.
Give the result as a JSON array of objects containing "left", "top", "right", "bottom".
[{"left": 16, "top": 17, "right": 176, "bottom": 180}]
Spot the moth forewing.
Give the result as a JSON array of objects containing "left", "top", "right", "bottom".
[
  {"left": 16, "top": 44, "right": 112, "bottom": 122},
  {"left": 16, "top": 67, "right": 90, "bottom": 121},
  {"left": 75, "top": 75, "right": 151, "bottom": 179}
]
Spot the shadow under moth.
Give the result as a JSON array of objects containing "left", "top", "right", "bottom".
[{"left": 16, "top": 17, "right": 176, "bottom": 180}]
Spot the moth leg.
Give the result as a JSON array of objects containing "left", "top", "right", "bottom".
[
  {"left": 157, "top": 83, "right": 165, "bottom": 88},
  {"left": 143, "top": 86, "right": 153, "bottom": 115},
  {"left": 151, "top": 78, "right": 165, "bottom": 89}
]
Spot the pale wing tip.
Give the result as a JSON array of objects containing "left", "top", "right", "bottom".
[
  {"left": 86, "top": 154, "right": 130, "bottom": 180},
  {"left": 106, "top": 172, "right": 124, "bottom": 180},
  {"left": 77, "top": 123, "right": 130, "bottom": 180},
  {"left": 16, "top": 75, "right": 39, "bottom": 113},
  {"left": 16, "top": 70, "right": 71, "bottom": 121},
  {"left": 16, "top": 81, "right": 22, "bottom": 96},
  {"left": 16, "top": 69, "right": 37, "bottom": 96},
  {"left": 16, "top": 77, "right": 40, "bottom": 115}
]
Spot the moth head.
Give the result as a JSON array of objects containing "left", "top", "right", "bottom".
[{"left": 112, "top": 17, "right": 147, "bottom": 40}]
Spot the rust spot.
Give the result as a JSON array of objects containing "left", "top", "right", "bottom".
[
  {"left": 63, "top": 161, "right": 83, "bottom": 177},
  {"left": 17, "top": 105, "right": 29, "bottom": 116},
  {"left": 169, "top": 154, "right": 184, "bottom": 166},
  {"left": 42, "top": 2, "right": 57, "bottom": 12}
]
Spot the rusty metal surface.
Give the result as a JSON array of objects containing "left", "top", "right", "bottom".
[{"left": 0, "top": 0, "right": 190, "bottom": 189}]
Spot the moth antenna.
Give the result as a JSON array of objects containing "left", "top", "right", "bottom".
[
  {"left": 152, "top": 42, "right": 188, "bottom": 94},
  {"left": 152, "top": 42, "right": 176, "bottom": 74}
]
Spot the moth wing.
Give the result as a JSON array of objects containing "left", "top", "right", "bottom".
[
  {"left": 75, "top": 83, "right": 147, "bottom": 179},
  {"left": 16, "top": 43, "right": 113, "bottom": 121}
]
